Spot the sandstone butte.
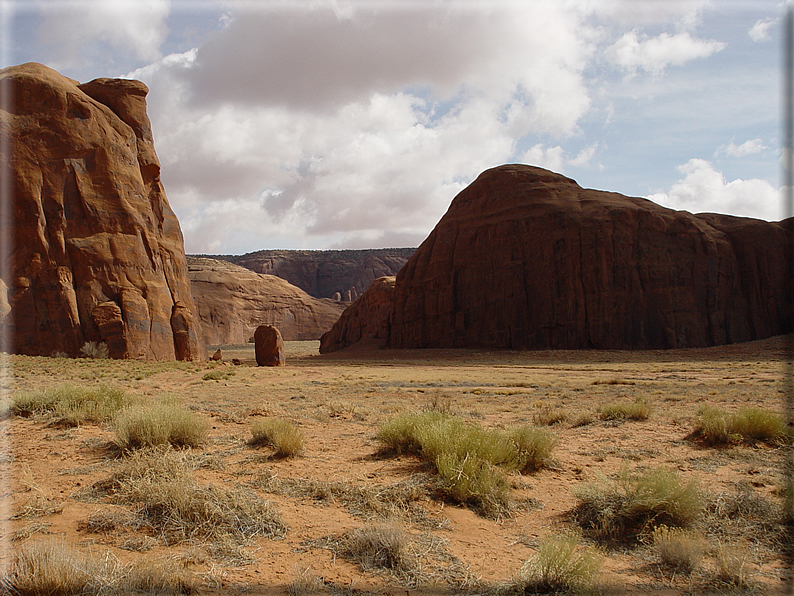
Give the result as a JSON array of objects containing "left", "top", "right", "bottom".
[
  {"left": 187, "top": 257, "right": 345, "bottom": 345},
  {"left": 0, "top": 63, "right": 204, "bottom": 360},
  {"left": 321, "top": 164, "right": 792, "bottom": 352}
]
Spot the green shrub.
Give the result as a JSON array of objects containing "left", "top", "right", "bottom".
[
  {"left": 652, "top": 525, "right": 705, "bottom": 572},
  {"left": 435, "top": 451, "right": 510, "bottom": 517},
  {"left": 113, "top": 399, "right": 208, "bottom": 450},
  {"left": 12, "top": 384, "right": 128, "bottom": 426},
  {"left": 509, "top": 425, "right": 557, "bottom": 472},
  {"left": 250, "top": 418, "right": 304, "bottom": 457},
  {"left": 694, "top": 405, "right": 785, "bottom": 445},
  {"left": 375, "top": 410, "right": 448, "bottom": 455},
  {"left": 598, "top": 397, "right": 651, "bottom": 421},
  {"left": 573, "top": 466, "right": 702, "bottom": 543},
  {"left": 518, "top": 533, "right": 603, "bottom": 594}
]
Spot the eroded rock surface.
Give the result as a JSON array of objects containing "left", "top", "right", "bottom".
[
  {"left": 254, "top": 324, "right": 285, "bottom": 367},
  {"left": 187, "top": 257, "right": 345, "bottom": 344},
  {"left": 319, "top": 276, "right": 395, "bottom": 353},
  {"left": 323, "top": 164, "right": 792, "bottom": 352},
  {"left": 0, "top": 63, "right": 204, "bottom": 360}
]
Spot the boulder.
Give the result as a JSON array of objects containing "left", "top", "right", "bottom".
[
  {"left": 319, "top": 276, "right": 395, "bottom": 353},
  {"left": 254, "top": 324, "right": 285, "bottom": 366},
  {"left": 211, "top": 348, "right": 222, "bottom": 361},
  {"left": 187, "top": 257, "right": 345, "bottom": 344},
  {"left": 0, "top": 63, "right": 204, "bottom": 360},
  {"left": 323, "top": 164, "right": 792, "bottom": 351}
]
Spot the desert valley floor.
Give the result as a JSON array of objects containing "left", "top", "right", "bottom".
[{"left": 0, "top": 338, "right": 791, "bottom": 595}]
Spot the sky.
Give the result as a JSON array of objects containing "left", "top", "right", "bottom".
[{"left": 0, "top": 0, "right": 787, "bottom": 254}]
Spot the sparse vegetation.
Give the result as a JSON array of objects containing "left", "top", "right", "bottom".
[
  {"left": 80, "top": 341, "right": 109, "bottom": 359},
  {"left": 113, "top": 399, "right": 208, "bottom": 450},
  {"left": 376, "top": 411, "right": 556, "bottom": 516},
  {"left": 202, "top": 368, "right": 236, "bottom": 381},
  {"left": 573, "top": 466, "right": 702, "bottom": 543},
  {"left": 250, "top": 418, "right": 304, "bottom": 457},
  {"left": 711, "top": 543, "right": 752, "bottom": 589},
  {"left": 342, "top": 524, "right": 415, "bottom": 572},
  {"left": 11, "top": 384, "right": 128, "bottom": 426},
  {"left": 2, "top": 539, "right": 196, "bottom": 595},
  {"left": 516, "top": 532, "right": 603, "bottom": 595},
  {"left": 91, "top": 447, "right": 287, "bottom": 547},
  {"left": 598, "top": 397, "right": 651, "bottom": 421},
  {"left": 693, "top": 405, "right": 785, "bottom": 445},
  {"left": 533, "top": 407, "right": 568, "bottom": 426},
  {"left": 651, "top": 525, "right": 705, "bottom": 573}
]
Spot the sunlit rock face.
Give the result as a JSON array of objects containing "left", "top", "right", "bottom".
[{"left": 0, "top": 62, "right": 204, "bottom": 360}]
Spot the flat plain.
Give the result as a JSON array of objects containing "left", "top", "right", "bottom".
[{"left": 0, "top": 337, "right": 791, "bottom": 595}]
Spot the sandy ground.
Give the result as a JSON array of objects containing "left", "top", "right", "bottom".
[{"left": 0, "top": 337, "right": 791, "bottom": 595}]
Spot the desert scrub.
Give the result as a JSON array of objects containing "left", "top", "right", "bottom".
[
  {"left": 92, "top": 446, "right": 287, "bottom": 546},
  {"left": 693, "top": 405, "right": 785, "bottom": 445},
  {"left": 202, "top": 368, "right": 236, "bottom": 381},
  {"left": 80, "top": 340, "right": 109, "bottom": 359},
  {"left": 342, "top": 524, "right": 416, "bottom": 573},
  {"left": 573, "top": 466, "right": 702, "bottom": 543},
  {"left": 651, "top": 525, "right": 706, "bottom": 572},
  {"left": 3, "top": 539, "right": 196, "bottom": 595},
  {"left": 11, "top": 384, "right": 128, "bottom": 426},
  {"left": 533, "top": 407, "right": 568, "bottom": 426},
  {"left": 509, "top": 424, "right": 557, "bottom": 472},
  {"left": 516, "top": 533, "right": 603, "bottom": 595},
  {"left": 113, "top": 398, "right": 208, "bottom": 450},
  {"left": 598, "top": 397, "right": 651, "bottom": 421},
  {"left": 250, "top": 418, "right": 304, "bottom": 457}
]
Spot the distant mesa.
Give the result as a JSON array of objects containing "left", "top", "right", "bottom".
[
  {"left": 206, "top": 248, "right": 414, "bottom": 299},
  {"left": 321, "top": 164, "right": 792, "bottom": 352},
  {"left": 187, "top": 256, "right": 345, "bottom": 345},
  {"left": 0, "top": 63, "right": 204, "bottom": 360}
]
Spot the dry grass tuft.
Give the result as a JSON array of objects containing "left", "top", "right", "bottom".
[
  {"left": 516, "top": 532, "right": 603, "bottom": 595},
  {"left": 113, "top": 399, "right": 208, "bottom": 450},
  {"left": 80, "top": 341, "right": 109, "bottom": 359},
  {"left": 573, "top": 465, "right": 702, "bottom": 544},
  {"left": 651, "top": 525, "right": 706, "bottom": 573},
  {"left": 2, "top": 540, "right": 196, "bottom": 595},
  {"left": 250, "top": 418, "right": 305, "bottom": 457},
  {"left": 598, "top": 397, "right": 651, "bottom": 421},
  {"left": 509, "top": 424, "right": 557, "bottom": 472},
  {"left": 89, "top": 447, "right": 287, "bottom": 548},
  {"left": 533, "top": 407, "right": 569, "bottom": 426},
  {"left": 342, "top": 523, "right": 416, "bottom": 573},
  {"left": 12, "top": 384, "right": 128, "bottom": 426},
  {"left": 694, "top": 405, "right": 786, "bottom": 445},
  {"left": 287, "top": 566, "right": 326, "bottom": 596}
]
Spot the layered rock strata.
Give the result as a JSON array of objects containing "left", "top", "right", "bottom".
[{"left": 0, "top": 63, "right": 204, "bottom": 360}]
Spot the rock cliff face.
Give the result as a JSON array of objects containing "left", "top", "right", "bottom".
[
  {"left": 323, "top": 164, "right": 792, "bottom": 352},
  {"left": 0, "top": 63, "right": 204, "bottom": 360},
  {"left": 224, "top": 248, "right": 413, "bottom": 299},
  {"left": 319, "top": 276, "right": 395, "bottom": 353},
  {"left": 188, "top": 257, "right": 345, "bottom": 344}
]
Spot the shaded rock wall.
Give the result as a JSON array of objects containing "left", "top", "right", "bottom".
[
  {"left": 323, "top": 165, "right": 792, "bottom": 352},
  {"left": 0, "top": 63, "right": 204, "bottom": 360},
  {"left": 187, "top": 257, "right": 345, "bottom": 344}
]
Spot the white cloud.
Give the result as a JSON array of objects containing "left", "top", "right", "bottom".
[
  {"left": 607, "top": 30, "right": 725, "bottom": 76},
  {"left": 520, "top": 143, "right": 599, "bottom": 173},
  {"left": 35, "top": 0, "right": 171, "bottom": 69},
  {"left": 647, "top": 159, "right": 781, "bottom": 221},
  {"left": 718, "top": 138, "right": 767, "bottom": 158},
  {"left": 749, "top": 18, "right": 776, "bottom": 42}
]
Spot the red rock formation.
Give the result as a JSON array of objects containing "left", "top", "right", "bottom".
[
  {"left": 254, "top": 324, "right": 285, "bottom": 366},
  {"left": 187, "top": 257, "right": 344, "bottom": 344},
  {"left": 0, "top": 63, "right": 204, "bottom": 360},
  {"left": 319, "top": 276, "right": 395, "bottom": 353},
  {"left": 322, "top": 164, "right": 792, "bottom": 352}
]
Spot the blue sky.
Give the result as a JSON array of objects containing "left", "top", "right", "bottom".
[{"left": 1, "top": 0, "right": 786, "bottom": 254}]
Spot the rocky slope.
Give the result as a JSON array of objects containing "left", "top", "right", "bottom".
[
  {"left": 322, "top": 164, "right": 792, "bottom": 352},
  {"left": 211, "top": 248, "right": 414, "bottom": 299},
  {"left": 0, "top": 63, "right": 204, "bottom": 360},
  {"left": 188, "top": 257, "right": 345, "bottom": 344}
]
